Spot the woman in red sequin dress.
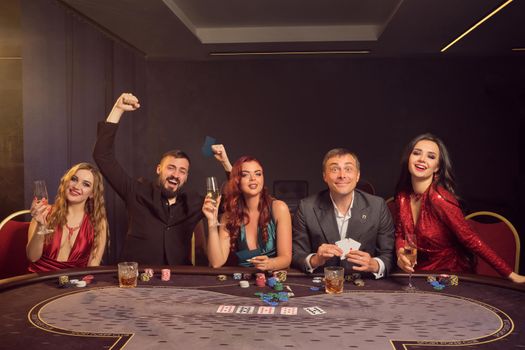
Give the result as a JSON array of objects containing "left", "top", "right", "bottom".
[
  {"left": 27, "top": 163, "right": 108, "bottom": 272},
  {"left": 395, "top": 134, "right": 524, "bottom": 283}
]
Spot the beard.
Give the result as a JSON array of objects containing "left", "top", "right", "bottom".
[{"left": 158, "top": 175, "right": 182, "bottom": 199}]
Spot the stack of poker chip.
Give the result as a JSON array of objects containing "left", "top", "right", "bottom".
[
  {"left": 273, "top": 270, "right": 287, "bottom": 282},
  {"left": 233, "top": 272, "right": 242, "bottom": 280},
  {"left": 140, "top": 273, "right": 151, "bottom": 282},
  {"left": 255, "top": 292, "right": 289, "bottom": 306},
  {"left": 161, "top": 269, "right": 171, "bottom": 281},
  {"left": 243, "top": 273, "right": 253, "bottom": 280},
  {"left": 255, "top": 273, "right": 266, "bottom": 287},
  {"left": 267, "top": 276, "right": 284, "bottom": 291},
  {"left": 58, "top": 275, "right": 69, "bottom": 286},
  {"left": 239, "top": 280, "right": 250, "bottom": 288},
  {"left": 449, "top": 275, "right": 459, "bottom": 286},
  {"left": 438, "top": 274, "right": 459, "bottom": 286},
  {"left": 312, "top": 276, "right": 323, "bottom": 284},
  {"left": 144, "top": 268, "right": 154, "bottom": 278},
  {"left": 59, "top": 275, "right": 93, "bottom": 288}
]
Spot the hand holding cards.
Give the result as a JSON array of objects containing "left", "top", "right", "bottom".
[{"left": 335, "top": 238, "right": 361, "bottom": 260}]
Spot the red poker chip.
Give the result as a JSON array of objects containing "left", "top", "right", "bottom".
[{"left": 82, "top": 275, "right": 95, "bottom": 284}]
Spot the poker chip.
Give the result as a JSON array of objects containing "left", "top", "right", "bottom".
[
  {"left": 69, "top": 279, "right": 79, "bottom": 284},
  {"left": 273, "top": 282, "right": 284, "bottom": 291},
  {"left": 353, "top": 279, "right": 365, "bottom": 287},
  {"left": 144, "top": 268, "right": 154, "bottom": 278},
  {"left": 58, "top": 275, "right": 69, "bottom": 286},
  {"left": 287, "top": 292, "right": 295, "bottom": 297},
  {"left": 430, "top": 281, "right": 445, "bottom": 290},
  {"left": 345, "top": 273, "right": 361, "bottom": 282},
  {"left": 255, "top": 279, "right": 266, "bottom": 287},
  {"left": 312, "top": 277, "right": 323, "bottom": 284},
  {"left": 255, "top": 291, "right": 289, "bottom": 305},
  {"left": 140, "top": 273, "right": 151, "bottom": 282},
  {"left": 438, "top": 274, "right": 450, "bottom": 285},
  {"left": 449, "top": 275, "right": 459, "bottom": 286},
  {"left": 161, "top": 269, "right": 171, "bottom": 281},
  {"left": 426, "top": 276, "right": 437, "bottom": 282},
  {"left": 75, "top": 280, "right": 87, "bottom": 288},
  {"left": 267, "top": 277, "right": 278, "bottom": 288},
  {"left": 217, "top": 274, "right": 227, "bottom": 282},
  {"left": 255, "top": 273, "right": 266, "bottom": 287},
  {"left": 243, "top": 273, "right": 253, "bottom": 280},
  {"left": 239, "top": 280, "right": 250, "bottom": 288},
  {"left": 310, "top": 286, "right": 320, "bottom": 291},
  {"left": 233, "top": 273, "right": 242, "bottom": 280},
  {"left": 273, "top": 270, "right": 287, "bottom": 282},
  {"left": 82, "top": 275, "right": 94, "bottom": 284}
]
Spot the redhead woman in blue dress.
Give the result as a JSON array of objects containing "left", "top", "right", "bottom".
[{"left": 203, "top": 156, "right": 292, "bottom": 271}]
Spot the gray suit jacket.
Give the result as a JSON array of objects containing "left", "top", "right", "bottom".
[{"left": 292, "top": 189, "right": 395, "bottom": 276}]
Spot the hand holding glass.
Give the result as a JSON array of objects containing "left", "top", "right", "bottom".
[
  {"left": 206, "top": 177, "right": 220, "bottom": 206},
  {"left": 33, "top": 180, "right": 54, "bottom": 235},
  {"left": 403, "top": 234, "right": 418, "bottom": 292}
]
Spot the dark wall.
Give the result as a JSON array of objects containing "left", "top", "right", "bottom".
[
  {"left": 143, "top": 58, "right": 522, "bottom": 210},
  {"left": 21, "top": 0, "right": 147, "bottom": 262},
  {"left": 0, "top": 0, "right": 24, "bottom": 220}
]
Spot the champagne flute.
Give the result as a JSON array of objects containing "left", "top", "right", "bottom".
[
  {"left": 33, "top": 180, "right": 49, "bottom": 203},
  {"left": 33, "top": 180, "right": 54, "bottom": 235},
  {"left": 205, "top": 177, "right": 221, "bottom": 226},
  {"left": 403, "top": 233, "right": 418, "bottom": 292}
]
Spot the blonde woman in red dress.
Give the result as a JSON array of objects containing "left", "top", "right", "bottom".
[
  {"left": 395, "top": 134, "right": 524, "bottom": 283},
  {"left": 27, "top": 163, "right": 108, "bottom": 272}
]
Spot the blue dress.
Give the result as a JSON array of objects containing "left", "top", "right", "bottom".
[{"left": 235, "top": 217, "right": 277, "bottom": 267}]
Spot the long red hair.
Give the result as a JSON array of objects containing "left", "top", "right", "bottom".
[{"left": 223, "top": 156, "right": 273, "bottom": 252}]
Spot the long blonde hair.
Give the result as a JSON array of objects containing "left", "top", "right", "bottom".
[{"left": 46, "top": 163, "right": 108, "bottom": 259}]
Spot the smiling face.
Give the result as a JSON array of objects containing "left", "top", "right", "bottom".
[
  {"left": 65, "top": 169, "right": 95, "bottom": 204},
  {"left": 408, "top": 140, "right": 440, "bottom": 181},
  {"left": 157, "top": 156, "right": 189, "bottom": 198},
  {"left": 239, "top": 161, "right": 264, "bottom": 197},
  {"left": 323, "top": 154, "right": 360, "bottom": 197}
]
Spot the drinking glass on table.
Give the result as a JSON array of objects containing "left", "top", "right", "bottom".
[
  {"left": 118, "top": 262, "right": 138, "bottom": 288},
  {"left": 33, "top": 180, "right": 54, "bottom": 235},
  {"left": 403, "top": 233, "right": 418, "bottom": 292},
  {"left": 324, "top": 266, "right": 344, "bottom": 294}
]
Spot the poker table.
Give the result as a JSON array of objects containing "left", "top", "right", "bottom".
[{"left": 1, "top": 266, "right": 524, "bottom": 350}]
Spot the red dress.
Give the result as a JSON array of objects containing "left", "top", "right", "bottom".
[
  {"left": 29, "top": 214, "right": 95, "bottom": 272},
  {"left": 394, "top": 185, "right": 512, "bottom": 277}
]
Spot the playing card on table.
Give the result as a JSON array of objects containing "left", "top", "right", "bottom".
[
  {"left": 280, "top": 307, "right": 298, "bottom": 315},
  {"left": 236, "top": 306, "right": 255, "bottom": 314},
  {"left": 217, "top": 305, "right": 236, "bottom": 313},
  {"left": 304, "top": 306, "right": 327, "bottom": 315},
  {"left": 335, "top": 238, "right": 361, "bottom": 260},
  {"left": 257, "top": 306, "right": 275, "bottom": 315}
]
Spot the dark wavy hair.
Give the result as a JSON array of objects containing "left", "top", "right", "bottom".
[
  {"left": 395, "top": 133, "right": 456, "bottom": 196},
  {"left": 223, "top": 156, "right": 273, "bottom": 252}
]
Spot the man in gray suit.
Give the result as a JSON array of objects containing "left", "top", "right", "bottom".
[{"left": 292, "top": 148, "right": 394, "bottom": 277}]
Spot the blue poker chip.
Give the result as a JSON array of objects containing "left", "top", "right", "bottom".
[{"left": 310, "top": 286, "right": 320, "bottom": 291}]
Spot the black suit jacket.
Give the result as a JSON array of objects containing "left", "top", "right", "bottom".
[
  {"left": 93, "top": 122, "right": 202, "bottom": 265},
  {"left": 292, "top": 189, "right": 395, "bottom": 276}
]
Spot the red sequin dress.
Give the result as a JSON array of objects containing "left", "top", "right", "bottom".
[
  {"left": 29, "top": 214, "right": 95, "bottom": 272},
  {"left": 394, "top": 185, "right": 512, "bottom": 277}
]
